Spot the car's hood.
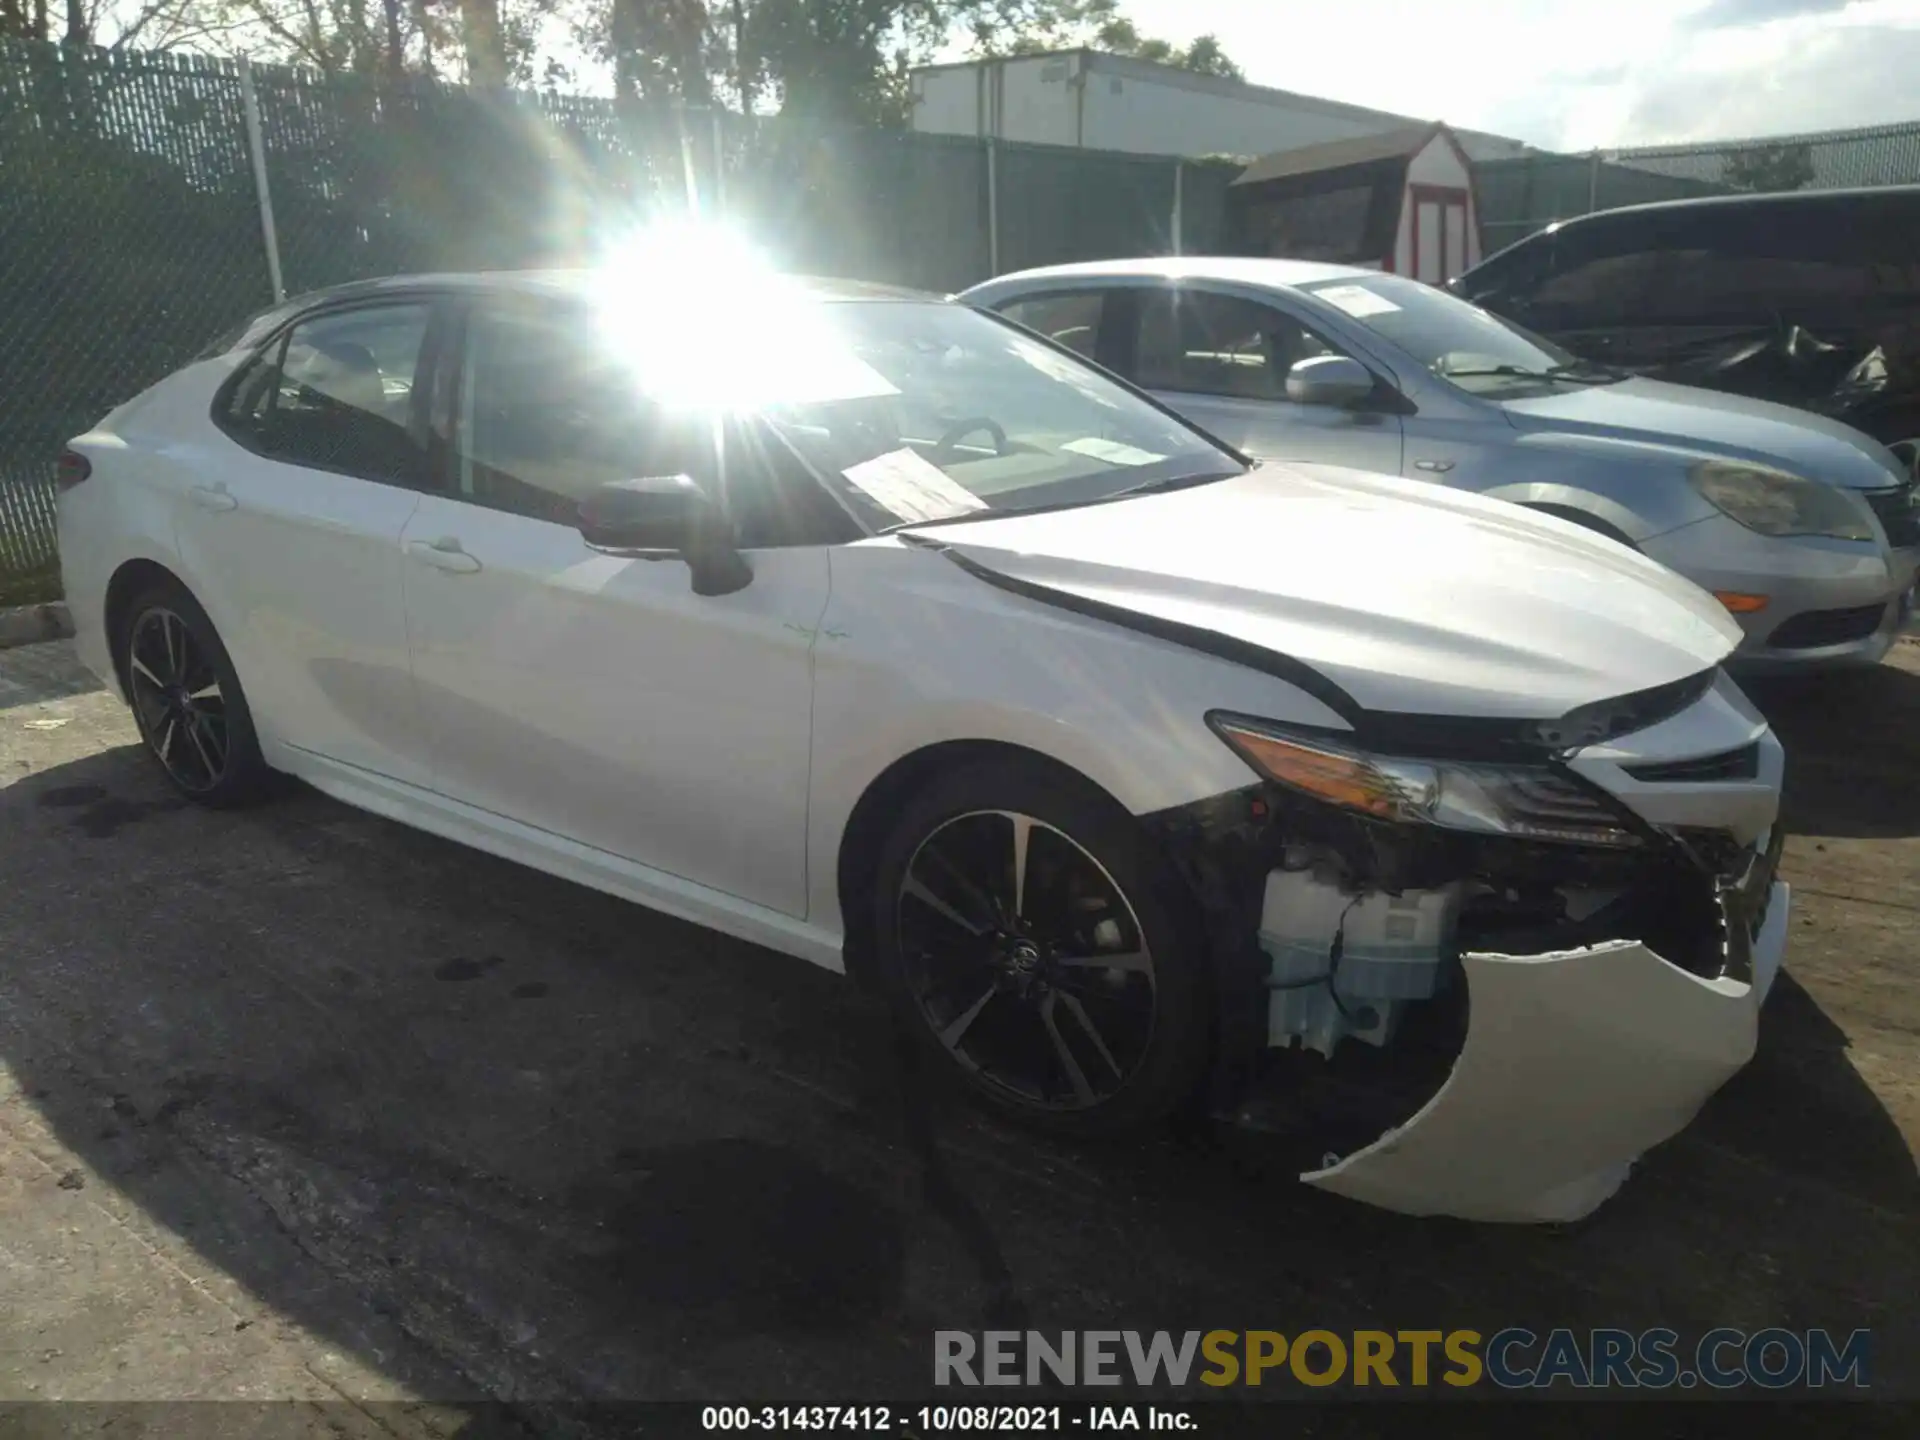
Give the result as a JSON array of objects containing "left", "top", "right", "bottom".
[
  {"left": 913, "top": 464, "right": 1741, "bottom": 720},
  {"left": 1500, "top": 377, "right": 1906, "bottom": 489}
]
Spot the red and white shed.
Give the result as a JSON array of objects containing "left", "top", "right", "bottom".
[{"left": 1227, "top": 122, "right": 1482, "bottom": 284}]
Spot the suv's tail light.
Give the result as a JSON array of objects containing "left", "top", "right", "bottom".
[{"left": 56, "top": 449, "right": 91, "bottom": 489}]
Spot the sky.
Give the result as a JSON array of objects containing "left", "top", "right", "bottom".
[{"left": 1103, "top": 0, "right": 1920, "bottom": 149}]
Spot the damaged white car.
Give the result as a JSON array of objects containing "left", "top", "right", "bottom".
[{"left": 59, "top": 266, "right": 1787, "bottom": 1225}]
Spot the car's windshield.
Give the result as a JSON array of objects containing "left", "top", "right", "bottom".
[
  {"left": 1297, "top": 275, "right": 1617, "bottom": 394},
  {"left": 652, "top": 298, "right": 1243, "bottom": 530}
]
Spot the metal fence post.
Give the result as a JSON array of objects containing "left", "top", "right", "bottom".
[
  {"left": 677, "top": 104, "right": 700, "bottom": 213},
  {"left": 237, "top": 56, "right": 285, "bottom": 303},
  {"left": 1171, "top": 160, "right": 1185, "bottom": 255},
  {"left": 986, "top": 137, "right": 1000, "bottom": 276}
]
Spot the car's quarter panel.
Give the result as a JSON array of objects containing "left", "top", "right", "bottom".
[{"left": 399, "top": 496, "right": 829, "bottom": 918}]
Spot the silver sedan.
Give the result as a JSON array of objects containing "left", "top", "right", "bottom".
[{"left": 963, "top": 258, "right": 1920, "bottom": 672}]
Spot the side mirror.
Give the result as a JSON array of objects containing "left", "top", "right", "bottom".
[
  {"left": 576, "top": 475, "right": 752, "bottom": 597},
  {"left": 1286, "top": 355, "right": 1378, "bottom": 409}
]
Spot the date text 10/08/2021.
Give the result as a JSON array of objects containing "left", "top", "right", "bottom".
[{"left": 702, "top": 1407, "right": 1190, "bottom": 1432}]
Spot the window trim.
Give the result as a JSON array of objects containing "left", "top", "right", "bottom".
[
  {"left": 1122, "top": 282, "right": 1383, "bottom": 408},
  {"left": 208, "top": 292, "right": 449, "bottom": 491}
]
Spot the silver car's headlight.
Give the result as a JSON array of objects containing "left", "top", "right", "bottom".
[
  {"left": 1209, "top": 716, "right": 1642, "bottom": 848},
  {"left": 1688, "top": 460, "right": 1876, "bottom": 541}
]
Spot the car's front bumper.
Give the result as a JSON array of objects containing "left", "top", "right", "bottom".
[
  {"left": 1639, "top": 515, "right": 1916, "bottom": 672},
  {"left": 1162, "top": 674, "right": 1788, "bottom": 1224}
]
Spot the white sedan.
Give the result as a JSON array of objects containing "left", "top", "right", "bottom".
[{"left": 59, "top": 265, "right": 1790, "bottom": 1222}]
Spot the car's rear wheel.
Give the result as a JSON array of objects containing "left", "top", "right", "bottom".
[
  {"left": 871, "top": 757, "right": 1210, "bottom": 1136},
  {"left": 118, "top": 582, "right": 274, "bottom": 807}
]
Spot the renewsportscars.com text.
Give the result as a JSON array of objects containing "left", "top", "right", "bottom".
[{"left": 933, "top": 1328, "right": 1872, "bottom": 1390}]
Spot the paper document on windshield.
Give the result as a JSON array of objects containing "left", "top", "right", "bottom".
[
  {"left": 843, "top": 449, "right": 990, "bottom": 525},
  {"left": 1313, "top": 285, "right": 1401, "bottom": 318},
  {"left": 1062, "top": 437, "right": 1165, "bottom": 466}
]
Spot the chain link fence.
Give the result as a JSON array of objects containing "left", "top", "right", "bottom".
[
  {"left": 0, "top": 38, "right": 1237, "bottom": 606},
  {"left": 1475, "top": 118, "right": 1920, "bottom": 257}
]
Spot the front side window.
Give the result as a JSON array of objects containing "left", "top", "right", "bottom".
[
  {"left": 455, "top": 301, "right": 854, "bottom": 545},
  {"left": 225, "top": 303, "right": 431, "bottom": 485},
  {"left": 1131, "top": 289, "right": 1341, "bottom": 402}
]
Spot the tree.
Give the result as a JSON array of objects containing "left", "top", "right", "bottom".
[
  {"left": 978, "top": 0, "right": 1243, "bottom": 80},
  {"left": 1723, "top": 142, "right": 1815, "bottom": 193}
]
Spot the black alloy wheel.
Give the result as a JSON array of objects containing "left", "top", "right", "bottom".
[
  {"left": 874, "top": 759, "right": 1209, "bottom": 1135},
  {"left": 118, "top": 581, "right": 274, "bottom": 807},
  {"left": 127, "top": 606, "right": 229, "bottom": 793}
]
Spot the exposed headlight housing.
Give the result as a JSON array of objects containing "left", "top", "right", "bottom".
[
  {"left": 1688, "top": 460, "right": 1876, "bottom": 541},
  {"left": 1209, "top": 715, "right": 1642, "bottom": 848}
]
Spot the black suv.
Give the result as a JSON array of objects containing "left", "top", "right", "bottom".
[{"left": 1451, "top": 186, "right": 1920, "bottom": 476}]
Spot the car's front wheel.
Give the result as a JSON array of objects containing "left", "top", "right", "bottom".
[
  {"left": 871, "top": 756, "right": 1210, "bottom": 1136},
  {"left": 118, "top": 581, "right": 275, "bottom": 807}
]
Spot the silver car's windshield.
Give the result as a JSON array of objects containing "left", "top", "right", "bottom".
[
  {"left": 756, "top": 302, "right": 1244, "bottom": 529},
  {"left": 1297, "top": 275, "right": 1619, "bottom": 393}
]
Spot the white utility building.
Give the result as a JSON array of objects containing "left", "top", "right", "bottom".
[{"left": 910, "top": 50, "right": 1531, "bottom": 165}]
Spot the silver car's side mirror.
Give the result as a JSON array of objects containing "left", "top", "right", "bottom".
[{"left": 1286, "top": 355, "right": 1377, "bottom": 409}]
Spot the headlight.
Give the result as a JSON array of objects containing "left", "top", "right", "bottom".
[
  {"left": 1688, "top": 460, "right": 1875, "bottom": 541},
  {"left": 1209, "top": 715, "right": 1642, "bottom": 848}
]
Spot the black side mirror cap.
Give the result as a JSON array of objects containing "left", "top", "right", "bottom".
[{"left": 576, "top": 475, "right": 752, "bottom": 597}]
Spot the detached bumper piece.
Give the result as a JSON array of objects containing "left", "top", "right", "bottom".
[
  {"left": 1157, "top": 781, "right": 1791, "bottom": 1225},
  {"left": 1302, "top": 880, "right": 1789, "bottom": 1223}
]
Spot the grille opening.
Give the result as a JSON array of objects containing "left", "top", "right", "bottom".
[{"left": 1769, "top": 603, "right": 1886, "bottom": 650}]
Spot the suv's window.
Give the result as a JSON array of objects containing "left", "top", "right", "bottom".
[
  {"left": 1000, "top": 293, "right": 1104, "bottom": 360},
  {"left": 1131, "top": 289, "right": 1339, "bottom": 401},
  {"left": 454, "top": 301, "right": 854, "bottom": 545},
  {"left": 225, "top": 303, "right": 431, "bottom": 485}
]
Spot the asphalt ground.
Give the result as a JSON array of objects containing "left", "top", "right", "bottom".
[{"left": 2, "top": 636, "right": 1916, "bottom": 1437}]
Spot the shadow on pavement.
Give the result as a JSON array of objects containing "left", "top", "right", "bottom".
[
  {"left": 1, "top": 738, "right": 1916, "bottom": 1428},
  {"left": 1745, "top": 659, "right": 1920, "bottom": 839}
]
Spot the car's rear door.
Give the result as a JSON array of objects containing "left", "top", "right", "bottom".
[
  {"left": 397, "top": 292, "right": 832, "bottom": 916},
  {"left": 183, "top": 297, "right": 438, "bottom": 785}
]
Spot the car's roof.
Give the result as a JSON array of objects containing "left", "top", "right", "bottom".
[
  {"left": 968, "top": 256, "right": 1377, "bottom": 291},
  {"left": 283, "top": 269, "right": 943, "bottom": 311},
  {"left": 1539, "top": 182, "right": 1920, "bottom": 234}
]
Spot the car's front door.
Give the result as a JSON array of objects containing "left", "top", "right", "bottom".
[
  {"left": 1116, "top": 286, "right": 1404, "bottom": 473},
  {"left": 182, "top": 299, "right": 436, "bottom": 785},
  {"left": 398, "top": 296, "right": 832, "bottom": 916}
]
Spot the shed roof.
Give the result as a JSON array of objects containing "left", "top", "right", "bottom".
[{"left": 1232, "top": 123, "right": 1449, "bottom": 188}]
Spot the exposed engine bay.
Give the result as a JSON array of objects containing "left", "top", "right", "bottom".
[{"left": 1152, "top": 769, "right": 1789, "bottom": 1223}]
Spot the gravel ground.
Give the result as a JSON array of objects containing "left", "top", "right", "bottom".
[{"left": 1, "top": 636, "right": 1916, "bottom": 1435}]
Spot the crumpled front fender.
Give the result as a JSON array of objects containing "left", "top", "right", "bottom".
[{"left": 1302, "top": 881, "right": 1791, "bottom": 1223}]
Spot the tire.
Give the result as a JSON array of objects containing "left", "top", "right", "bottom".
[
  {"left": 117, "top": 580, "right": 276, "bottom": 808},
  {"left": 870, "top": 755, "right": 1211, "bottom": 1137}
]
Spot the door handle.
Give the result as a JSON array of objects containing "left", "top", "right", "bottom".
[
  {"left": 188, "top": 483, "right": 237, "bottom": 512},
  {"left": 406, "top": 538, "right": 481, "bottom": 573}
]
